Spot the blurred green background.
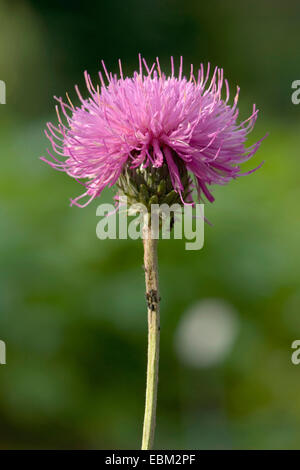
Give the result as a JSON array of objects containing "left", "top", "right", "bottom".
[{"left": 0, "top": 0, "right": 300, "bottom": 449}]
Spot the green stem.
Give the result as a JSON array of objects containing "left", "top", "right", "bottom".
[{"left": 141, "top": 215, "right": 160, "bottom": 450}]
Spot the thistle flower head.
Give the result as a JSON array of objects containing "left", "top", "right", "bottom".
[{"left": 42, "top": 55, "right": 265, "bottom": 208}]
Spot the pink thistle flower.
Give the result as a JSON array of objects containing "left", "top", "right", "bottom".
[{"left": 42, "top": 55, "right": 265, "bottom": 207}]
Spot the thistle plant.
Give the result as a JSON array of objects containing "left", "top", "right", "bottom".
[{"left": 42, "top": 55, "right": 265, "bottom": 449}]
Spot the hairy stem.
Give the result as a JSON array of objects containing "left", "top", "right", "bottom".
[{"left": 141, "top": 215, "right": 160, "bottom": 450}]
